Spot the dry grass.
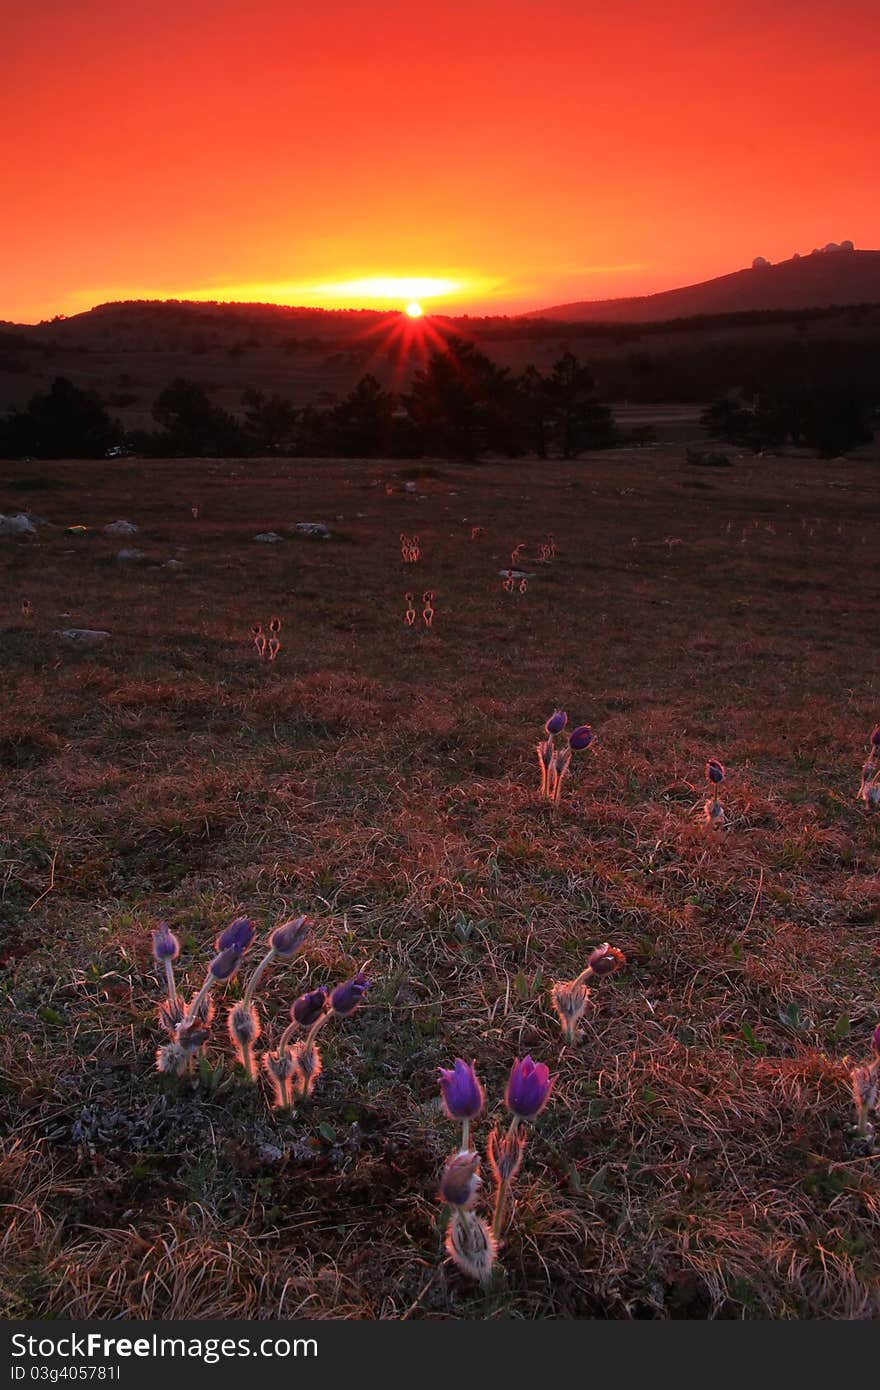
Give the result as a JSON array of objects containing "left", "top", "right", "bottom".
[{"left": 1, "top": 449, "right": 879, "bottom": 1319}]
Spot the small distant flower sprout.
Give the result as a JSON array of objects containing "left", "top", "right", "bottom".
[
  {"left": 536, "top": 712, "right": 595, "bottom": 803},
  {"left": 550, "top": 942, "right": 626, "bottom": 1042},
  {"left": 704, "top": 757, "right": 727, "bottom": 829}
]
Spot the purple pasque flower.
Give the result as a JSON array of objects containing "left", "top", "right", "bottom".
[
  {"left": 872, "top": 1022, "right": 880, "bottom": 1058},
  {"left": 569, "top": 725, "right": 594, "bottom": 751},
  {"left": 209, "top": 946, "right": 243, "bottom": 981},
  {"left": 588, "top": 943, "right": 626, "bottom": 977},
  {"left": 152, "top": 922, "right": 180, "bottom": 962},
  {"left": 871, "top": 725, "right": 880, "bottom": 750},
  {"left": 505, "top": 1055, "right": 555, "bottom": 1119},
  {"left": 438, "top": 1059, "right": 485, "bottom": 1121},
  {"left": 215, "top": 916, "right": 257, "bottom": 953},
  {"left": 269, "top": 915, "right": 310, "bottom": 959},
  {"left": 545, "top": 709, "right": 567, "bottom": 735},
  {"left": 330, "top": 971, "right": 370, "bottom": 1017},
  {"left": 292, "top": 987, "right": 328, "bottom": 1027},
  {"left": 706, "top": 758, "right": 726, "bottom": 785}
]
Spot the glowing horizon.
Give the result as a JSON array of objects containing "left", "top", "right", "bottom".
[{"left": 3, "top": 1, "right": 880, "bottom": 324}]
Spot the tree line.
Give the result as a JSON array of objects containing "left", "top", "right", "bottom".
[{"left": 0, "top": 341, "right": 617, "bottom": 461}]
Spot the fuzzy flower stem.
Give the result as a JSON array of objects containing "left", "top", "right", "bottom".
[
  {"left": 572, "top": 963, "right": 595, "bottom": 989},
  {"left": 491, "top": 1116, "right": 522, "bottom": 1241},
  {"left": 240, "top": 1039, "right": 255, "bottom": 1082},
  {"left": 182, "top": 973, "right": 214, "bottom": 1028},
  {"left": 243, "top": 948, "right": 276, "bottom": 1007},
  {"left": 163, "top": 958, "right": 178, "bottom": 1007},
  {"left": 462, "top": 1118, "right": 471, "bottom": 1151},
  {"left": 279, "top": 1007, "right": 331, "bottom": 1059}
]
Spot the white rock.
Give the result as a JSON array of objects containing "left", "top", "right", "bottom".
[
  {"left": 254, "top": 531, "right": 284, "bottom": 543},
  {"left": 292, "top": 522, "right": 332, "bottom": 538},
  {"left": 57, "top": 628, "right": 111, "bottom": 643},
  {"left": 104, "top": 520, "right": 138, "bottom": 536},
  {"left": 163, "top": 558, "right": 183, "bottom": 569},
  {"left": 0, "top": 513, "right": 37, "bottom": 536}
]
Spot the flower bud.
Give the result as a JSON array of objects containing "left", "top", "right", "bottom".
[
  {"left": 330, "top": 971, "right": 370, "bottom": 1017},
  {"left": 487, "top": 1122, "right": 527, "bottom": 1184},
  {"left": 445, "top": 1209, "right": 496, "bottom": 1286},
  {"left": 269, "top": 914, "right": 311, "bottom": 959},
  {"left": 292, "top": 987, "right": 328, "bottom": 1027},
  {"left": 587, "top": 943, "right": 626, "bottom": 977},
  {"left": 440, "top": 1150, "right": 482, "bottom": 1209},
  {"left": 158, "top": 996, "right": 186, "bottom": 1036},
  {"left": 155, "top": 1041, "right": 187, "bottom": 1075},
  {"left": 569, "top": 725, "right": 594, "bottom": 751},
  {"left": 551, "top": 979, "right": 591, "bottom": 1042},
  {"left": 152, "top": 923, "right": 180, "bottom": 962},
  {"left": 706, "top": 758, "right": 726, "bottom": 785},
  {"left": 290, "top": 1039, "right": 323, "bottom": 1098},
  {"left": 215, "top": 917, "right": 257, "bottom": 953},
  {"left": 545, "top": 710, "right": 567, "bottom": 735},
  {"left": 227, "top": 1000, "right": 260, "bottom": 1049},
  {"left": 209, "top": 947, "right": 243, "bottom": 981}
]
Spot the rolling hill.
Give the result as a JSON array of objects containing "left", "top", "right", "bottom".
[{"left": 531, "top": 247, "right": 880, "bottom": 322}]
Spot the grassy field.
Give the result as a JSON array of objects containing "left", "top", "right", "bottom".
[{"left": 1, "top": 449, "right": 879, "bottom": 1319}]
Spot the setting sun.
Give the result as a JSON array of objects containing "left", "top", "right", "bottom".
[{"left": 405, "top": 302, "right": 423, "bottom": 318}]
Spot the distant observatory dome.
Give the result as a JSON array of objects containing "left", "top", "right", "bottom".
[
  {"left": 823, "top": 242, "right": 840, "bottom": 253},
  {"left": 752, "top": 255, "right": 770, "bottom": 268},
  {"left": 792, "top": 252, "right": 801, "bottom": 260},
  {"left": 840, "top": 238, "right": 854, "bottom": 251}
]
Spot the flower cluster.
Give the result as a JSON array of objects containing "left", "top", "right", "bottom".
[
  {"left": 850, "top": 1021, "right": 880, "bottom": 1143},
  {"left": 536, "top": 710, "right": 595, "bottom": 804},
  {"left": 551, "top": 941, "right": 626, "bottom": 1042},
  {"left": 437, "top": 1056, "right": 555, "bottom": 1285},
  {"left": 857, "top": 725, "right": 880, "bottom": 809},
  {"left": 151, "top": 915, "right": 370, "bottom": 1114}
]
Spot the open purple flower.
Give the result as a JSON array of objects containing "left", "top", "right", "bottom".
[
  {"left": 292, "top": 987, "right": 328, "bottom": 1028},
  {"left": 569, "top": 725, "right": 594, "bottom": 751},
  {"left": 209, "top": 947, "right": 243, "bottom": 981},
  {"left": 152, "top": 923, "right": 180, "bottom": 962},
  {"left": 505, "top": 1055, "right": 555, "bottom": 1119},
  {"left": 269, "top": 915, "right": 310, "bottom": 959},
  {"left": 216, "top": 916, "right": 257, "bottom": 953},
  {"left": 545, "top": 710, "right": 567, "bottom": 735},
  {"left": 706, "top": 758, "right": 726, "bottom": 785},
  {"left": 438, "top": 1059, "right": 485, "bottom": 1121},
  {"left": 330, "top": 972, "right": 370, "bottom": 1017}
]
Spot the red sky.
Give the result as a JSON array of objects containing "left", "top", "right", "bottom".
[{"left": 2, "top": 0, "right": 878, "bottom": 322}]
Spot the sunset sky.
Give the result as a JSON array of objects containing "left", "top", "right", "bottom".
[{"left": 3, "top": 0, "right": 879, "bottom": 322}]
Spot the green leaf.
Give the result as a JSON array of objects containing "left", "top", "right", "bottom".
[
  {"left": 740, "top": 1022, "right": 766, "bottom": 1055},
  {"left": 318, "top": 1122, "right": 337, "bottom": 1144}
]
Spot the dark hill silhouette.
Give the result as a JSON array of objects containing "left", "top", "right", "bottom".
[{"left": 530, "top": 248, "right": 880, "bottom": 322}]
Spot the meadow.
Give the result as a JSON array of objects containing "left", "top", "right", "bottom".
[{"left": 1, "top": 448, "right": 878, "bottom": 1319}]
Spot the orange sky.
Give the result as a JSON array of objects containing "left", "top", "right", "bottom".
[{"left": 2, "top": 0, "right": 879, "bottom": 322}]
